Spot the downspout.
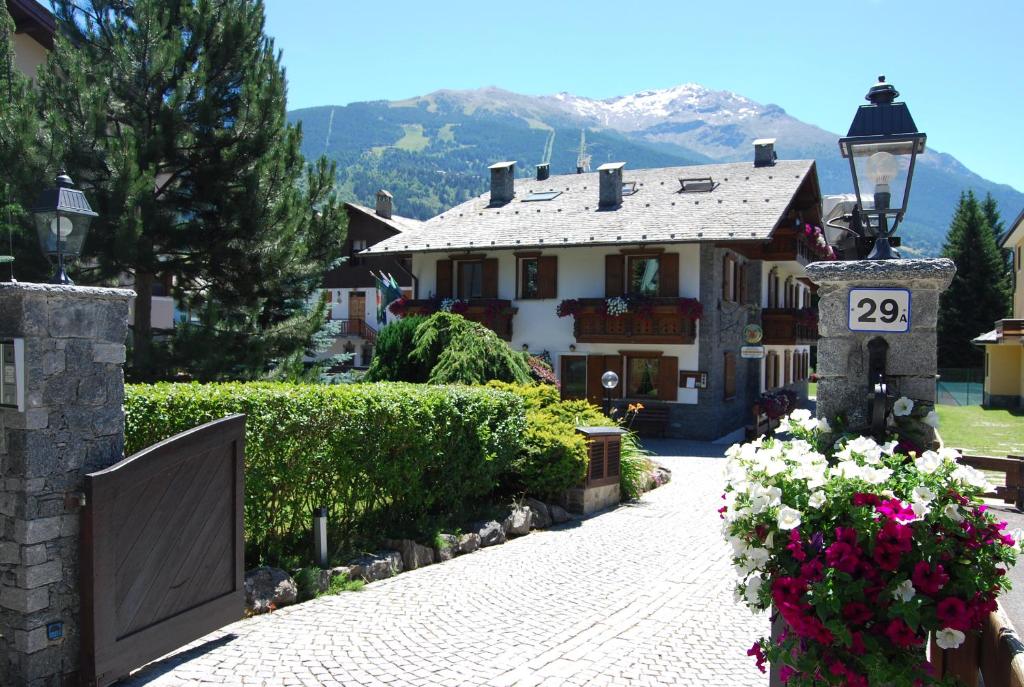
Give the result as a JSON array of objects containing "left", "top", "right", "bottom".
[{"left": 395, "top": 255, "right": 418, "bottom": 299}]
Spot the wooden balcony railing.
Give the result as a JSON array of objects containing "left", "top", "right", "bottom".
[
  {"left": 399, "top": 299, "right": 516, "bottom": 340},
  {"left": 761, "top": 308, "right": 818, "bottom": 346},
  {"left": 571, "top": 298, "right": 697, "bottom": 345},
  {"left": 332, "top": 318, "right": 378, "bottom": 344},
  {"left": 761, "top": 231, "right": 815, "bottom": 265},
  {"left": 996, "top": 319, "right": 1024, "bottom": 339}
]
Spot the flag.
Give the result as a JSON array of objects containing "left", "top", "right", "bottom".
[{"left": 374, "top": 271, "right": 404, "bottom": 323}]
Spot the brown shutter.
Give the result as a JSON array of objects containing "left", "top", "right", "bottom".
[
  {"left": 657, "top": 355, "right": 678, "bottom": 401},
  {"left": 586, "top": 355, "right": 605, "bottom": 406},
  {"left": 738, "top": 262, "right": 747, "bottom": 304},
  {"left": 659, "top": 253, "right": 679, "bottom": 297},
  {"left": 436, "top": 259, "right": 453, "bottom": 298},
  {"left": 722, "top": 254, "right": 731, "bottom": 301},
  {"left": 724, "top": 352, "right": 736, "bottom": 400},
  {"left": 605, "top": 255, "right": 624, "bottom": 297},
  {"left": 482, "top": 258, "right": 499, "bottom": 298},
  {"left": 606, "top": 355, "right": 623, "bottom": 399},
  {"left": 537, "top": 256, "right": 558, "bottom": 299}
]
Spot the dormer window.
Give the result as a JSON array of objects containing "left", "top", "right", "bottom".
[
  {"left": 622, "top": 181, "right": 638, "bottom": 196},
  {"left": 678, "top": 177, "right": 716, "bottom": 193},
  {"left": 523, "top": 190, "right": 561, "bottom": 202}
]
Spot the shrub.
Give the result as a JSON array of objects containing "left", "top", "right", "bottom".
[
  {"left": 364, "top": 315, "right": 429, "bottom": 383},
  {"left": 619, "top": 433, "right": 653, "bottom": 501},
  {"left": 413, "top": 312, "right": 532, "bottom": 385},
  {"left": 125, "top": 382, "right": 525, "bottom": 566}
]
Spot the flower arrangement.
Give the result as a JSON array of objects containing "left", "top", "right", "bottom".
[
  {"left": 606, "top": 296, "right": 629, "bottom": 317},
  {"left": 755, "top": 389, "right": 799, "bottom": 420},
  {"left": 526, "top": 353, "right": 560, "bottom": 388},
  {"left": 803, "top": 223, "right": 838, "bottom": 261},
  {"left": 439, "top": 298, "right": 470, "bottom": 315},
  {"left": 555, "top": 299, "right": 581, "bottom": 318},
  {"left": 723, "top": 411, "right": 1017, "bottom": 686},
  {"left": 677, "top": 297, "right": 703, "bottom": 321}
]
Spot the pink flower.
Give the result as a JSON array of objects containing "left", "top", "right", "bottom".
[
  {"left": 852, "top": 492, "right": 881, "bottom": 507},
  {"left": 826, "top": 541, "right": 860, "bottom": 574},
  {"left": 842, "top": 602, "right": 873, "bottom": 626},
  {"left": 877, "top": 521, "right": 913, "bottom": 553},
  {"left": 873, "top": 543, "right": 902, "bottom": 571},
  {"left": 877, "top": 498, "right": 917, "bottom": 523},
  {"left": 779, "top": 666, "right": 795, "bottom": 683},
  {"left": 884, "top": 618, "right": 923, "bottom": 648},
  {"left": 747, "top": 642, "right": 767, "bottom": 673},
  {"left": 772, "top": 577, "right": 806, "bottom": 605},
  {"left": 849, "top": 631, "right": 867, "bottom": 656},
  {"left": 937, "top": 597, "right": 972, "bottom": 631},
  {"left": 787, "top": 529, "right": 807, "bottom": 562},
  {"left": 911, "top": 561, "right": 949, "bottom": 595},
  {"left": 800, "top": 559, "right": 824, "bottom": 583}
]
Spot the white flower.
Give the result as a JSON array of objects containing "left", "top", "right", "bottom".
[
  {"left": 750, "top": 485, "right": 782, "bottom": 514},
  {"left": 893, "top": 396, "right": 915, "bottom": 417},
  {"left": 763, "top": 459, "right": 788, "bottom": 477},
  {"left": 939, "top": 447, "right": 962, "bottom": 463},
  {"left": 952, "top": 465, "right": 990, "bottom": 490},
  {"left": 1012, "top": 529, "right": 1024, "bottom": 553},
  {"left": 881, "top": 440, "right": 899, "bottom": 456},
  {"left": 915, "top": 451, "right": 943, "bottom": 474},
  {"left": 746, "top": 547, "right": 770, "bottom": 570},
  {"left": 911, "top": 501, "right": 930, "bottom": 519},
  {"left": 808, "top": 491, "right": 826, "bottom": 509},
  {"left": 789, "top": 408, "right": 812, "bottom": 423},
  {"left": 745, "top": 574, "right": 764, "bottom": 605},
  {"left": 843, "top": 436, "right": 883, "bottom": 464},
  {"left": 777, "top": 506, "right": 802, "bottom": 530},
  {"left": 606, "top": 296, "right": 629, "bottom": 316},
  {"left": 817, "top": 417, "right": 832, "bottom": 433},
  {"left": 863, "top": 466, "right": 894, "bottom": 485},
  {"left": 729, "top": 536, "right": 748, "bottom": 557},
  {"left": 944, "top": 503, "right": 965, "bottom": 523},
  {"left": 830, "top": 461, "right": 864, "bottom": 481},
  {"left": 892, "top": 579, "right": 916, "bottom": 603},
  {"left": 935, "top": 628, "right": 966, "bottom": 650},
  {"left": 924, "top": 410, "right": 940, "bottom": 428},
  {"left": 912, "top": 485, "right": 936, "bottom": 505}
]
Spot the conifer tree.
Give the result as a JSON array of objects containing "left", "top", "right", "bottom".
[
  {"left": 981, "top": 192, "right": 1013, "bottom": 290},
  {"left": 38, "top": 0, "right": 346, "bottom": 380},
  {"left": 937, "top": 191, "right": 1011, "bottom": 367}
]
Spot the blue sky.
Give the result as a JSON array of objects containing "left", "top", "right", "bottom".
[{"left": 263, "top": 0, "right": 1024, "bottom": 194}]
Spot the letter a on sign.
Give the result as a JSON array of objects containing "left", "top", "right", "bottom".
[{"left": 848, "top": 288, "right": 911, "bottom": 333}]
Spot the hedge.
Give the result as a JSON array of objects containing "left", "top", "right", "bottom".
[{"left": 125, "top": 382, "right": 525, "bottom": 566}]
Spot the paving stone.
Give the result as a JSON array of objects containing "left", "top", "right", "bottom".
[{"left": 120, "top": 447, "right": 766, "bottom": 687}]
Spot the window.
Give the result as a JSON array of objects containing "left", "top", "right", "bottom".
[
  {"left": 723, "top": 254, "right": 744, "bottom": 303},
  {"left": 520, "top": 258, "right": 540, "bottom": 299},
  {"left": 678, "top": 177, "right": 716, "bottom": 193},
  {"left": 622, "top": 181, "right": 638, "bottom": 196},
  {"left": 628, "top": 256, "right": 660, "bottom": 296},
  {"left": 560, "top": 355, "right": 588, "bottom": 400},
  {"left": 724, "top": 352, "right": 737, "bottom": 400},
  {"left": 523, "top": 190, "right": 561, "bottom": 202},
  {"left": 458, "top": 261, "right": 483, "bottom": 298},
  {"left": 627, "top": 357, "right": 661, "bottom": 399},
  {"left": 350, "top": 238, "right": 367, "bottom": 266}
]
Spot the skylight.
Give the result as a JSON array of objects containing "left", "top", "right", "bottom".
[
  {"left": 622, "top": 181, "right": 638, "bottom": 196},
  {"left": 678, "top": 177, "right": 717, "bottom": 193},
  {"left": 523, "top": 191, "right": 561, "bottom": 202}
]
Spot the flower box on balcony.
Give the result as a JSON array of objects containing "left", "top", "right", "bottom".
[{"left": 558, "top": 297, "right": 700, "bottom": 345}]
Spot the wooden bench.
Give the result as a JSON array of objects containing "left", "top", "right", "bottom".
[
  {"left": 746, "top": 403, "right": 780, "bottom": 441},
  {"left": 630, "top": 405, "right": 670, "bottom": 438},
  {"left": 953, "top": 450, "right": 1024, "bottom": 510}
]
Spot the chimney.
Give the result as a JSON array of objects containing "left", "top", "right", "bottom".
[
  {"left": 753, "top": 138, "right": 777, "bottom": 167},
  {"left": 375, "top": 189, "right": 393, "bottom": 219},
  {"left": 536, "top": 163, "right": 550, "bottom": 181},
  {"left": 597, "top": 162, "right": 626, "bottom": 208},
  {"left": 489, "top": 161, "right": 516, "bottom": 204}
]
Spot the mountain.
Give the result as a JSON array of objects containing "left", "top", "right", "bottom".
[{"left": 289, "top": 85, "right": 1024, "bottom": 256}]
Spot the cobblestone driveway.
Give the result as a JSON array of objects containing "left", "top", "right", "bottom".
[{"left": 123, "top": 442, "right": 766, "bottom": 687}]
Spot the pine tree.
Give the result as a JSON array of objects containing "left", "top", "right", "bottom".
[
  {"left": 38, "top": 0, "right": 346, "bottom": 380},
  {"left": 0, "top": 6, "right": 52, "bottom": 281},
  {"left": 937, "top": 191, "right": 1011, "bottom": 367},
  {"left": 981, "top": 192, "right": 1013, "bottom": 293}
]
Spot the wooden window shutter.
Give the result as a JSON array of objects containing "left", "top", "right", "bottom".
[
  {"left": 482, "top": 258, "right": 499, "bottom": 298},
  {"left": 724, "top": 352, "right": 736, "bottom": 400},
  {"left": 436, "top": 259, "right": 453, "bottom": 298},
  {"left": 605, "top": 255, "right": 624, "bottom": 297},
  {"left": 537, "top": 256, "right": 558, "bottom": 299},
  {"left": 722, "top": 254, "right": 730, "bottom": 301},
  {"left": 657, "top": 356, "right": 678, "bottom": 401},
  {"left": 586, "top": 355, "right": 605, "bottom": 406},
  {"left": 658, "top": 253, "right": 679, "bottom": 297},
  {"left": 737, "top": 262, "right": 747, "bottom": 304}
]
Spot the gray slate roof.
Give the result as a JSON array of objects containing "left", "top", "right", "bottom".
[
  {"left": 364, "top": 159, "right": 816, "bottom": 255},
  {"left": 346, "top": 202, "right": 422, "bottom": 234}
]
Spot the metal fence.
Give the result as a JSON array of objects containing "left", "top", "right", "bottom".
[{"left": 936, "top": 367, "right": 984, "bottom": 406}]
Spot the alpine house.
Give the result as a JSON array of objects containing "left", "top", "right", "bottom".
[{"left": 364, "top": 141, "right": 833, "bottom": 440}]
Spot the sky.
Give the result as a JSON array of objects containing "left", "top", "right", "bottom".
[{"left": 263, "top": 0, "right": 1024, "bottom": 194}]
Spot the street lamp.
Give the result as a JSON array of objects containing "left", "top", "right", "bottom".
[
  {"left": 31, "top": 171, "right": 97, "bottom": 285},
  {"left": 601, "top": 370, "right": 619, "bottom": 418},
  {"left": 838, "top": 76, "right": 926, "bottom": 260}
]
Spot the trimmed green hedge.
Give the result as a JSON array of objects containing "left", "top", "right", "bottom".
[{"left": 125, "top": 382, "right": 525, "bottom": 565}]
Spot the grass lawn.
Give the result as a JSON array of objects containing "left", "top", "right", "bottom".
[
  {"left": 808, "top": 381, "right": 817, "bottom": 399},
  {"left": 937, "top": 405, "right": 1024, "bottom": 456}
]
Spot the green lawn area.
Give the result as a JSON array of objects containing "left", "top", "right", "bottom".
[
  {"left": 937, "top": 405, "right": 1024, "bottom": 456},
  {"left": 808, "top": 381, "right": 817, "bottom": 399}
]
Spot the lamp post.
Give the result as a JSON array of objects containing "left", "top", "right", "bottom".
[
  {"left": 601, "top": 370, "right": 619, "bottom": 418},
  {"left": 30, "top": 171, "right": 97, "bottom": 285},
  {"left": 838, "top": 76, "right": 927, "bottom": 260}
]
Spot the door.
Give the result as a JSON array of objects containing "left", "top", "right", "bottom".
[{"left": 348, "top": 291, "right": 366, "bottom": 324}]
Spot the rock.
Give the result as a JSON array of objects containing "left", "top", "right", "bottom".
[
  {"left": 524, "top": 498, "right": 552, "bottom": 529},
  {"left": 503, "top": 506, "right": 532, "bottom": 537},
  {"left": 434, "top": 534, "right": 458, "bottom": 562},
  {"left": 457, "top": 532, "right": 481, "bottom": 554},
  {"left": 473, "top": 520, "right": 506, "bottom": 547},
  {"left": 651, "top": 464, "right": 672, "bottom": 488},
  {"left": 347, "top": 551, "right": 403, "bottom": 582},
  {"left": 244, "top": 566, "right": 298, "bottom": 614},
  {"left": 383, "top": 538, "right": 436, "bottom": 570},
  {"left": 548, "top": 504, "right": 571, "bottom": 524}
]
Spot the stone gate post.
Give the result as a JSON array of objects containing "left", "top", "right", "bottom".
[
  {"left": 807, "top": 258, "right": 956, "bottom": 438},
  {"left": 0, "top": 283, "right": 133, "bottom": 686}
]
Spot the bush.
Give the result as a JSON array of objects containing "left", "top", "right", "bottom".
[
  {"left": 365, "top": 315, "right": 429, "bottom": 383},
  {"left": 125, "top": 382, "right": 525, "bottom": 566},
  {"left": 619, "top": 433, "right": 653, "bottom": 500}
]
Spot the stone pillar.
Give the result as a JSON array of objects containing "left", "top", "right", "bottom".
[
  {"left": 807, "top": 259, "right": 955, "bottom": 432},
  {"left": 0, "top": 283, "right": 133, "bottom": 686}
]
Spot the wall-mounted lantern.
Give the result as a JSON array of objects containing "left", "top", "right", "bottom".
[{"left": 31, "top": 171, "right": 97, "bottom": 285}]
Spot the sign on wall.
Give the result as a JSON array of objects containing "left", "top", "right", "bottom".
[
  {"left": 678, "top": 371, "right": 708, "bottom": 389},
  {"left": 848, "top": 288, "right": 911, "bottom": 333},
  {"left": 740, "top": 345, "right": 765, "bottom": 360}
]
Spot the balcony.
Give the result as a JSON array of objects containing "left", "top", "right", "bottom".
[
  {"left": 996, "top": 319, "right": 1024, "bottom": 340},
  {"left": 761, "top": 231, "right": 815, "bottom": 266},
  {"left": 570, "top": 298, "right": 697, "bottom": 345},
  {"left": 761, "top": 308, "right": 818, "bottom": 346},
  {"left": 399, "top": 299, "right": 516, "bottom": 340},
  {"left": 332, "top": 318, "right": 378, "bottom": 344}
]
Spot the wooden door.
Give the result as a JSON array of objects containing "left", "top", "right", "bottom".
[{"left": 349, "top": 291, "right": 366, "bottom": 323}]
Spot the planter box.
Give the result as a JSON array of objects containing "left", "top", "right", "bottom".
[{"left": 563, "top": 427, "right": 625, "bottom": 514}]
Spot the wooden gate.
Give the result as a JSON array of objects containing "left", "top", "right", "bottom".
[{"left": 80, "top": 415, "right": 246, "bottom": 687}]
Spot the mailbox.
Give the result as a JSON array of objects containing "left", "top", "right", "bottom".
[{"left": 0, "top": 338, "right": 26, "bottom": 411}]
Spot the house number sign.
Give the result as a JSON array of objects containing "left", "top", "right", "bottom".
[{"left": 848, "top": 288, "right": 911, "bottom": 333}]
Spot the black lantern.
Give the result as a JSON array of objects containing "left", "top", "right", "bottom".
[
  {"left": 31, "top": 171, "right": 97, "bottom": 285},
  {"left": 838, "top": 76, "right": 926, "bottom": 260}
]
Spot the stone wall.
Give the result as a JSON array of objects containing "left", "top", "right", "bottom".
[
  {"left": 807, "top": 259, "right": 955, "bottom": 431},
  {"left": 0, "top": 283, "right": 132, "bottom": 686}
]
